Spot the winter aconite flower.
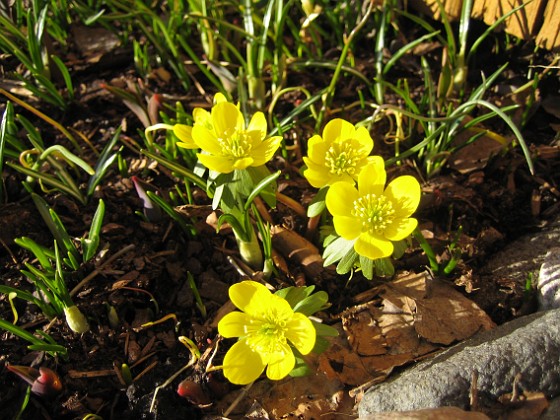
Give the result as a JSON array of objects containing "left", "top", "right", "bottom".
[
  {"left": 303, "top": 118, "right": 375, "bottom": 188},
  {"left": 218, "top": 281, "right": 316, "bottom": 385},
  {"left": 326, "top": 157, "right": 421, "bottom": 260},
  {"left": 190, "top": 99, "right": 283, "bottom": 173},
  {"left": 174, "top": 93, "right": 228, "bottom": 149}
]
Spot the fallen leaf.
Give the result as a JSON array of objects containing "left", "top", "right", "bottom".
[
  {"left": 271, "top": 225, "right": 329, "bottom": 280},
  {"left": 327, "top": 272, "right": 495, "bottom": 387},
  {"left": 215, "top": 351, "right": 354, "bottom": 419},
  {"left": 385, "top": 273, "right": 496, "bottom": 344}
]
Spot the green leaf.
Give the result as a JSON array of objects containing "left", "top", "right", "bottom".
[
  {"left": 82, "top": 199, "right": 105, "bottom": 263},
  {"left": 87, "top": 126, "right": 122, "bottom": 197},
  {"left": 14, "top": 236, "right": 53, "bottom": 269},
  {"left": 336, "top": 247, "right": 359, "bottom": 275},
  {"left": 311, "top": 336, "right": 332, "bottom": 355},
  {"left": 374, "top": 258, "right": 395, "bottom": 278},
  {"left": 359, "top": 255, "right": 374, "bottom": 280},
  {"left": 322, "top": 236, "right": 354, "bottom": 267},
  {"left": 0, "top": 101, "right": 13, "bottom": 203},
  {"left": 39, "top": 145, "right": 94, "bottom": 175},
  {"left": 292, "top": 291, "right": 330, "bottom": 316},
  {"left": 27, "top": 343, "right": 68, "bottom": 357},
  {"left": 244, "top": 169, "right": 280, "bottom": 211},
  {"left": 313, "top": 321, "right": 339, "bottom": 338},
  {"left": 289, "top": 355, "right": 312, "bottom": 377},
  {"left": 307, "top": 186, "right": 327, "bottom": 218},
  {"left": 30, "top": 193, "right": 80, "bottom": 265},
  {"left": 275, "top": 285, "right": 314, "bottom": 307},
  {"left": 392, "top": 239, "right": 409, "bottom": 260}
]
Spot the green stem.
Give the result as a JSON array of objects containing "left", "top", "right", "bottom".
[{"left": 235, "top": 226, "right": 263, "bottom": 271}]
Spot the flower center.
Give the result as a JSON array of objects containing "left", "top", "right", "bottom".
[
  {"left": 352, "top": 193, "right": 395, "bottom": 235},
  {"left": 247, "top": 313, "right": 288, "bottom": 354},
  {"left": 218, "top": 129, "right": 252, "bottom": 158},
  {"left": 325, "top": 141, "right": 359, "bottom": 176}
]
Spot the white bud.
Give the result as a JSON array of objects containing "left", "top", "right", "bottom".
[{"left": 64, "top": 305, "right": 90, "bottom": 334}]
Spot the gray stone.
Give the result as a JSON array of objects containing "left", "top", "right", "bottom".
[
  {"left": 480, "top": 216, "right": 560, "bottom": 289},
  {"left": 538, "top": 248, "right": 560, "bottom": 310},
  {"left": 358, "top": 309, "right": 560, "bottom": 416}
]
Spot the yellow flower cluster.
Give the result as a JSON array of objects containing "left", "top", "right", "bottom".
[{"left": 304, "top": 119, "right": 421, "bottom": 260}]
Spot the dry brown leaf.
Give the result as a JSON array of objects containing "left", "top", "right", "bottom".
[
  {"left": 384, "top": 272, "right": 496, "bottom": 344},
  {"left": 328, "top": 272, "right": 495, "bottom": 387},
  {"left": 448, "top": 129, "right": 510, "bottom": 174},
  {"left": 319, "top": 333, "right": 380, "bottom": 386},
  {"left": 270, "top": 225, "right": 327, "bottom": 279},
  {"left": 215, "top": 351, "right": 355, "bottom": 419}
]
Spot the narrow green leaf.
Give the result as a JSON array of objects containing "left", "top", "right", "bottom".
[
  {"left": 82, "top": 199, "right": 105, "bottom": 263},
  {"left": 39, "top": 145, "right": 94, "bottom": 175},
  {"left": 87, "top": 126, "right": 122, "bottom": 196}
]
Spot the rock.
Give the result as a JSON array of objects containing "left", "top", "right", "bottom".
[
  {"left": 537, "top": 248, "right": 560, "bottom": 310},
  {"left": 480, "top": 216, "right": 560, "bottom": 289},
  {"left": 475, "top": 215, "right": 560, "bottom": 320},
  {"left": 358, "top": 309, "right": 560, "bottom": 416},
  {"left": 358, "top": 406, "right": 490, "bottom": 419}
]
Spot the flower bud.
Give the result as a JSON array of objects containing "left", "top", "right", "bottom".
[
  {"left": 177, "top": 379, "right": 210, "bottom": 406},
  {"left": 7, "top": 365, "right": 62, "bottom": 397},
  {"left": 64, "top": 305, "right": 90, "bottom": 334}
]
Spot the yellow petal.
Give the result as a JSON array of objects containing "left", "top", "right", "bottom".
[
  {"left": 213, "top": 92, "right": 228, "bottom": 104},
  {"left": 326, "top": 182, "right": 358, "bottom": 216},
  {"left": 307, "top": 134, "right": 329, "bottom": 164},
  {"left": 384, "top": 175, "right": 421, "bottom": 218},
  {"left": 354, "top": 126, "right": 374, "bottom": 152},
  {"left": 354, "top": 232, "right": 393, "bottom": 259},
  {"left": 222, "top": 339, "right": 266, "bottom": 385},
  {"left": 247, "top": 111, "right": 267, "bottom": 140},
  {"left": 197, "top": 153, "right": 235, "bottom": 174},
  {"left": 218, "top": 311, "right": 254, "bottom": 338},
  {"left": 251, "top": 135, "right": 283, "bottom": 166},
  {"left": 192, "top": 108, "right": 211, "bottom": 128},
  {"left": 232, "top": 156, "right": 254, "bottom": 170},
  {"left": 173, "top": 124, "right": 196, "bottom": 148},
  {"left": 228, "top": 281, "right": 293, "bottom": 319},
  {"left": 285, "top": 313, "right": 316, "bottom": 355},
  {"left": 358, "top": 157, "right": 386, "bottom": 196},
  {"left": 192, "top": 125, "right": 222, "bottom": 155},
  {"left": 323, "top": 118, "right": 356, "bottom": 143},
  {"left": 302, "top": 159, "right": 331, "bottom": 188},
  {"left": 333, "top": 215, "right": 362, "bottom": 240},
  {"left": 212, "top": 102, "right": 244, "bottom": 136},
  {"left": 265, "top": 341, "right": 295, "bottom": 380},
  {"left": 384, "top": 217, "right": 418, "bottom": 241}
]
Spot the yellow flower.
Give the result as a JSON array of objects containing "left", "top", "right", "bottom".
[
  {"left": 190, "top": 100, "right": 283, "bottom": 173},
  {"left": 326, "top": 157, "right": 421, "bottom": 260},
  {"left": 174, "top": 93, "right": 228, "bottom": 149},
  {"left": 218, "top": 281, "right": 316, "bottom": 385},
  {"left": 303, "top": 118, "right": 375, "bottom": 188}
]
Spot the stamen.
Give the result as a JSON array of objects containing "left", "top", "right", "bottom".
[
  {"left": 325, "top": 142, "right": 359, "bottom": 175},
  {"left": 352, "top": 194, "right": 395, "bottom": 234},
  {"left": 218, "top": 129, "right": 252, "bottom": 158}
]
